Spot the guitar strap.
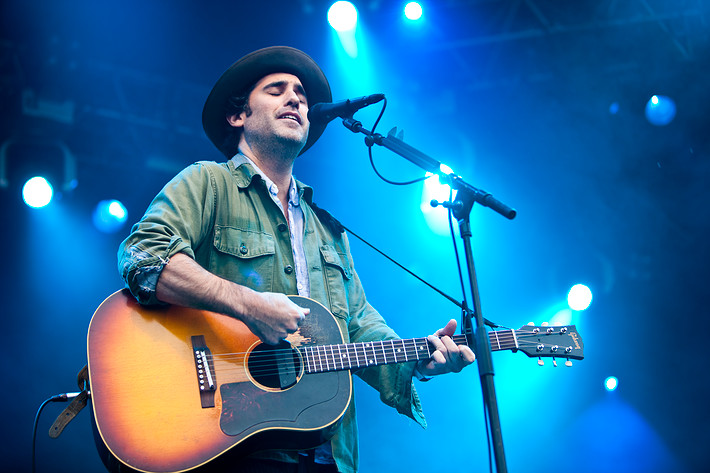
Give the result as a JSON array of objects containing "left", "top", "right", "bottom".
[{"left": 48, "top": 364, "right": 90, "bottom": 439}]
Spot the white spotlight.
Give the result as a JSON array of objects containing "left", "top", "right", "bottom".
[
  {"left": 567, "top": 283, "right": 593, "bottom": 311},
  {"left": 404, "top": 2, "right": 423, "bottom": 21},
  {"left": 328, "top": 1, "right": 358, "bottom": 32},
  {"left": 22, "top": 176, "right": 53, "bottom": 208},
  {"left": 605, "top": 376, "right": 618, "bottom": 392}
]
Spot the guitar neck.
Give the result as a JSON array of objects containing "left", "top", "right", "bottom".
[{"left": 301, "top": 330, "right": 519, "bottom": 374}]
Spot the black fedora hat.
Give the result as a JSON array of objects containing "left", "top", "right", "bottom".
[{"left": 202, "top": 46, "right": 332, "bottom": 157}]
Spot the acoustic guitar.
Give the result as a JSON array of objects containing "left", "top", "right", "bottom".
[{"left": 87, "top": 289, "right": 584, "bottom": 473}]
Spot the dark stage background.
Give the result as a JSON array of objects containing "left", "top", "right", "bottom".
[{"left": 2, "top": 1, "right": 709, "bottom": 472}]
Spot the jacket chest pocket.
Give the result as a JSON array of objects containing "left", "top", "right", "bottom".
[
  {"left": 213, "top": 225, "right": 276, "bottom": 291},
  {"left": 320, "top": 245, "right": 352, "bottom": 321}
]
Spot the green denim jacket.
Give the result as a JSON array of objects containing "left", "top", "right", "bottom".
[{"left": 117, "top": 160, "right": 426, "bottom": 473}]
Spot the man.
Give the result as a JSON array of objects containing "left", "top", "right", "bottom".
[{"left": 118, "top": 46, "right": 475, "bottom": 473}]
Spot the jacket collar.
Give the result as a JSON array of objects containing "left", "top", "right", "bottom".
[{"left": 228, "top": 155, "right": 314, "bottom": 206}]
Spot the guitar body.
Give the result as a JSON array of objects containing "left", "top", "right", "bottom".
[{"left": 88, "top": 290, "right": 352, "bottom": 473}]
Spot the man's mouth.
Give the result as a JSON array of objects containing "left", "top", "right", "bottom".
[{"left": 278, "top": 112, "right": 302, "bottom": 124}]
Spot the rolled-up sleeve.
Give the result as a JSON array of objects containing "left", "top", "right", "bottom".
[{"left": 117, "top": 163, "right": 216, "bottom": 305}]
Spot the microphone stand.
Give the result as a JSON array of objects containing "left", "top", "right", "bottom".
[{"left": 341, "top": 117, "right": 516, "bottom": 473}]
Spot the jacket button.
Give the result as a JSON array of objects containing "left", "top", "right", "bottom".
[
  {"left": 284, "top": 265, "right": 294, "bottom": 275},
  {"left": 277, "top": 223, "right": 288, "bottom": 232},
  {"left": 239, "top": 244, "right": 248, "bottom": 255}
]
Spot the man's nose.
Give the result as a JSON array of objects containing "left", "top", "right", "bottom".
[{"left": 285, "top": 89, "right": 302, "bottom": 108}]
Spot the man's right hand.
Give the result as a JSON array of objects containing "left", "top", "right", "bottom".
[
  {"left": 155, "top": 253, "right": 309, "bottom": 345},
  {"left": 239, "top": 292, "right": 310, "bottom": 345}
]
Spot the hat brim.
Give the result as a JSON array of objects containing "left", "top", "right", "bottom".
[{"left": 202, "top": 46, "right": 332, "bottom": 157}]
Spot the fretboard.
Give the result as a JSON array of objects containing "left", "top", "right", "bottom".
[{"left": 302, "top": 329, "right": 519, "bottom": 374}]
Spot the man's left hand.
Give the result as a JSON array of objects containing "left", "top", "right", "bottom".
[{"left": 416, "top": 319, "right": 476, "bottom": 377}]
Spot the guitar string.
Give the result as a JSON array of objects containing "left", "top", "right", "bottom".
[
  {"left": 211, "top": 340, "right": 575, "bottom": 378},
  {"left": 199, "top": 336, "right": 572, "bottom": 378},
  {"left": 210, "top": 348, "right": 573, "bottom": 378},
  {"left": 204, "top": 332, "right": 564, "bottom": 362}
]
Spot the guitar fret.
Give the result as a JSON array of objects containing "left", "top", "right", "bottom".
[
  {"left": 380, "top": 341, "right": 387, "bottom": 364},
  {"left": 358, "top": 342, "right": 366, "bottom": 367},
  {"left": 354, "top": 343, "right": 363, "bottom": 367},
  {"left": 345, "top": 344, "right": 353, "bottom": 369},
  {"left": 324, "top": 345, "right": 331, "bottom": 371},
  {"left": 405, "top": 339, "right": 418, "bottom": 359},
  {"left": 304, "top": 347, "right": 311, "bottom": 373},
  {"left": 317, "top": 346, "right": 324, "bottom": 372},
  {"left": 322, "top": 345, "right": 329, "bottom": 371},
  {"left": 329, "top": 345, "right": 337, "bottom": 371},
  {"left": 401, "top": 339, "right": 408, "bottom": 362},
  {"left": 338, "top": 345, "right": 345, "bottom": 370},
  {"left": 492, "top": 331, "right": 501, "bottom": 350},
  {"left": 347, "top": 343, "right": 358, "bottom": 368},
  {"left": 416, "top": 338, "right": 430, "bottom": 359}
]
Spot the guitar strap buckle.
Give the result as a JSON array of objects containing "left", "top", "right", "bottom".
[{"left": 48, "top": 364, "right": 91, "bottom": 439}]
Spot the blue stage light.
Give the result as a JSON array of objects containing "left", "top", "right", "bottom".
[
  {"left": 645, "top": 95, "right": 676, "bottom": 126},
  {"left": 605, "top": 376, "right": 618, "bottom": 392},
  {"left": 567, "top": 283, "right": 592, "bottom": 311},
  {"left": 93, "top": 199, "right": 128, "bottom": 233},
  {"left": 404, "top": 2, "right": 423, "bottom": 21},
  {"left": 22, "top": 176, "right": 53, "bottom": 208},
  {"left": 421, "top": 166, "right": 456, "bottom": 235},
  {"left": 328, "top": 1, "right": 358, "bottom": 32}
]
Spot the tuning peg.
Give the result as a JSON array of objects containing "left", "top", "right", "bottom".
[
  {"left": 565, "top": 359, "right": 573, "bottom": 367},
  {"left": 527, "top": 322, "right": 535, "bottom": 326},
  {"left": 552, "top": 357, "right": 558, "bottom": 367},
  {"left": 537, "top": 357, "right": 544, "bottom": 366},
  {"left": 541, "top": 322, "right": 549, "bottom": 327}
]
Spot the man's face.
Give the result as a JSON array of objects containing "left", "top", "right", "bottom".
[{"left": 230, "top": 72, "right": 310, "bottom": 153}]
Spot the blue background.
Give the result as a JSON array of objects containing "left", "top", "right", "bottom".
[{"left": 1, "top": 1, "right": 708, "bottom": 472}]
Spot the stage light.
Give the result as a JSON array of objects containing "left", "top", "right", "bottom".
[
  {"left": 404, "top": 2, "right": 423, "bottom": 21},
  {"left": 439, "top": 163, "right": 453, "bottom": 176},
  {"left": 328, "top": 1, "right": 358, "bottom": 32},
  {"left": 567, "top": 283, "right": 592, "bottom": 311},
  {"left": 645, "top": 95, "right": 676, "bottom": 126},
  {"left": 605, "top": 376, "right": 618, "bottom": 392},
  {"left": 93, "top": 199, "right": 128, "bottom": 233},
  {"left": 421, "top": 168, "right": 457, "bottom": 235},
  {"left": 22, "top": 176, "right": 53, "bottom": 208}
]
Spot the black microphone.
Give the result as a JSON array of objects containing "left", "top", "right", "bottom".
[{"left": 308, "top": 93, "right": 385, "bottom": 124}]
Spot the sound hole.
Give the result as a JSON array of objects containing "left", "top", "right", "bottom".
[{"left": 247, "top": 340, "right": 302, "bottom": 390}]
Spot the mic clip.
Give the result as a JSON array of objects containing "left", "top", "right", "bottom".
[{"left": 430, "top": 199, "right": 464, "bottom": 212}]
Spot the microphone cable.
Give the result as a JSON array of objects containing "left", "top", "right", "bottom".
[{"left": 32, "top": 393, "right": 80, "bottom": 473}]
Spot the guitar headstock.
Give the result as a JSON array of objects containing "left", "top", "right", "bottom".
[{"left": 514, "top": 324, "right": 584, "bottom": 366}]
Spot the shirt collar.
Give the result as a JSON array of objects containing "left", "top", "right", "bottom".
[{"left": 231, "top": 153, "right": 301, "bottom": 207}]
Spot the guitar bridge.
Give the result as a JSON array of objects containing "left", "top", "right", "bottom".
[{"left": 191, "top": 335, "right": 216, "bottom": 408}]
